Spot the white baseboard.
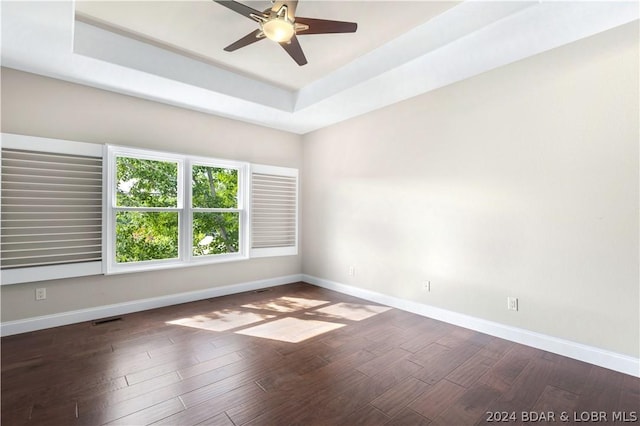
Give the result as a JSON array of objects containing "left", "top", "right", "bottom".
[
  {"left": 3, "top": 273, "right": 637, "bottom": 378},
  {"left": 0, "top": 274, "right": 303, "bottom": 337},
  {"left": 303, "top": 274, "right": 640, "bottom": 378}
]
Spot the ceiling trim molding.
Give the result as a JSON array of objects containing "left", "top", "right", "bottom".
[
  {"left": 73, "top": 20, "right": 296, "bottom": 112},
  {"left": 1, "top": 1, "right": 638, "bottom": 134},
  {"left": 294, "top": 1, "right": 537, "bottom": 110}
]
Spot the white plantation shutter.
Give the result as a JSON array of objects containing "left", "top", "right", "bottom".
[
  {"left": 250, "top": 165, "right": 298, "bottom": 257},
  {"left": 1, "top": 134, "right": 104, "bottom": 284}
]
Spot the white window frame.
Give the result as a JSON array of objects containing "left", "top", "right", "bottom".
[
  {"left": 105, "top": 145, "right": 248, "bottom": 275},
  {"left": 187, "top": 156, "right": 249, "bottom": 264},
  {"left": 1, "top": 133, "right": 104, "bottom": 285}
]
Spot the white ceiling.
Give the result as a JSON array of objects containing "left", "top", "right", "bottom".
[
  {"left": 1, "top": 1, "right": 638, "bottom": 134},
  {"left": 74, "top": 1, "right": 459, "bottom": 90}
]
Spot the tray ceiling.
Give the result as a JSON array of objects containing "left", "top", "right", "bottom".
[
  {"left": 75, "top": 1, "right": 458, "bottom": 90},
  {"left": 1, "top": 1, "right": 637, "bottom": 134}
]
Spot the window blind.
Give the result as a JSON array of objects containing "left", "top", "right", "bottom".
[
  {"left": 250, "top": 169, "right": 298, "bottom": 256},
  {"left": 1, "top": 148, "right": 103, "bottom": 269}
]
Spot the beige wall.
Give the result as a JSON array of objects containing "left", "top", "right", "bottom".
[
  {"left": 1, "top": 68, "right": 303, "bottom": 321},
  {"left": 302, "top": 23, "right": 639, "bottom": 357}
]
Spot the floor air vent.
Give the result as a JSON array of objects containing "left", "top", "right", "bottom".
[{"left": 92, "top": 316, "right": 122, "bottom": 325}]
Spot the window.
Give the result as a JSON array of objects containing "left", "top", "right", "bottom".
[
  {"left": 0, "top": 133, "right": 103, "bottom": 284},
  {"left": 190, "top": 164, "right": 242, "bottom": 258},
  {"left": 106, "top": 146, "right": 248, "bottom": 273},
  {"left": 250, "top": 164, "right": 298, "bottom": 257},
  {"left": 113, "top": 154, "right": 182, "bottom": 264},
  {"left": 1, "top": 135, "right": 298, "bottom": 284}
]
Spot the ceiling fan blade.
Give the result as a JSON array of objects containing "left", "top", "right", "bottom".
[
  {"left": 271, "top": 1, "right": 297, "bottom": 21},
  {"left": 280, "top": 35, "right": 307, "bottom": 66},
  {"left": 295, "top": 17, "right": 357, "bottom": 35},
  {"left": 212, "top": 0, "right": 266, "bottom": 21},
  {"left": 224, "top": 29, "right": 265, "bottom": 52}
]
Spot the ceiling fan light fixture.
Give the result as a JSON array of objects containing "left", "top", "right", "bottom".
[
  {"left": 214, "top": 0, "right": 358, "bottom": 66},
  {"left": 262, "top": 18, "right": 295, "bottom": 43}
]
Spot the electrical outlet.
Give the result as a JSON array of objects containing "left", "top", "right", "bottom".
[
  {"left": 507, "top": 297, "right": 518, "bottom": 311},
  {"left": 35, "top": 288, "right": 47, "bottom": 301},
  {"left": 423, "top": 281, "right": 431, "bottom": 292},
  {"left": 348, "top": 266, "right": 355, "bottom": 276}
]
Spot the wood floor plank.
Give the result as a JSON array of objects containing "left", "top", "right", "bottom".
[
  {"left": 339, "top": 404, "right": 390, "bottom": 425},
  {"left": 292, "top": 374, "right": 395, "bottom": 425},
  {"left": 430, "top": 382, "right": 501, "bottom": 425},
  {"left": 0, "top": 404, "right": 32, "bottom": 426},
  {"left": 194, "top": 412, "right": 235, "bottom": 426},
  {"left": 370, "top": 376, "right": 431, "bottom": 418},
  {"left": 407, "top": 342, "right": 451, "bottom": 367},
  {"left": 240, "top": 348, "right": 375, "bottom": 425},
  {"left": 573, "top": 365, "right": 626, "bottom": 423},
  {"left": 399, "top": 322, "right": 450, "bottom": 354},
  {"left": 254, "top": 365, "right": 302, "bottom": 392},
  {"left": 252, "top": 349, "right": 331, "bottom": 392},
  {"left": 530, "top": 384, "right": 579, "bottom": 415},
  {"left": 408, "top": 379, "right": 466, "bottom": 420},
  {"left": 21, "top": 399, "right": 79, "bottom": 426},
  {"left": 222, "top": 388, "right": 292, "bottom": 425},
  {"left": 476, "top": 344, "right": 532, "bottom": 393},
  {"left": 78, "top": 352, "right": 280, "bottom": 424},
  {"left": 2, "top": 282, "right": 637, "bottom": 426},
  {"left": 369, "top": 358, "right": 423, "bottom": 389},
  {"left": 318, "top": 335, "right": 373, "bottom": 362},
  {"left": 177, "top": 351, "right": 244, "bottom": 379},
  {"left": 79, "top": 371, "right": 181, "bottom": 409},
  {"left": 238, "top": 369, "right": 370, "bottom": 425},
  {"left": 104, "top": 397, "right": 184, "bottom": 425},
  {"left": 2, "top": 372, "right": 129, "bottom": 416},
  {"left": 146, "top": 335, "right": 223, "bottom": 362},
  {"left": 446, "top": 351, "right": 497, "bottom": 388},
  {"left": 477, "top": 336, "right": 516, "bottom": 360},
  {"left": 178, "top": 375, "right": 263, "bottom": 408},
  {"left": 151, "top": 383, "right": 263, "bottom": 425},
  {"left": 435, "top": 327, "right": 483, "bottom": 349},
  {"left": 412, "top": 341, "right": 482, "bottom": 385},
  {"left": 125, "top": 354, "right": 201, "bottom": 385},
  {"left": 617, "top": 374, "right": 640, "bottom": 414},
  {"left": 386, "top": 408, "right": 432, "bottom": 426},
  {"left": 356, "top": 347, "right": 411, "bottom": 377},
  {"left": 482, "top": 356, "right": 557, "bottom": 417},
  {"left": 541, "top": 351, "right": 592, "bottom": 395}
]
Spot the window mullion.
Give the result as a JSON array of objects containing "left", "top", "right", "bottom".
[
  {"left": 191, "top": 208, "right": 241, "bottom": 213},
  {"left": 107, "top": 146, "right": 117, "bottom": 274},
  {"left": 240, "top": 163, "right": 249, "bottom": 257},
  {"left": 184, "top": 159, "right": 193, "bottom": 263},
  {"left": 113, "top": 206, "right": 180, "bottom": 212}
]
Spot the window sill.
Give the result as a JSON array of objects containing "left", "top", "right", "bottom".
[
  {"left": 105, "top": 253, "right": 250, "bottom": 275},
  {"left": 1, "top": 262, "right": 103, "bottom": 285}
]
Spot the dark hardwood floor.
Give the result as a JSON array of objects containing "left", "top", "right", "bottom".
[{"left": 2, "top": 282, "right": 638, "bottom": 425}]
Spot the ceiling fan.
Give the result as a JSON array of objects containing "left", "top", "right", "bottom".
[{"left": 213, "top": 0, "right": 358, "bottom": 66}]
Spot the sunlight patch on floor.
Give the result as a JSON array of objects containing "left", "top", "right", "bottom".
[
  {"left": 166, "top": 309, "right": 275, "bottom": 332},
  {"left": 235, "top": 317, "right": 345, "bottom": 343},
  {"left": 241, "top": 296, "right": 330, "bottom": 313},
  {"left": 308, "top": 303, "right": 392, "bottom": 321}
]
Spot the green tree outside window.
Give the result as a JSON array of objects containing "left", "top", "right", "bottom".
[
  {"left": 191, "top": 166, "right": 239, "bottom": 256},
  {"left": 114, "top": 157, "right": 240, "bottom": 263}
]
